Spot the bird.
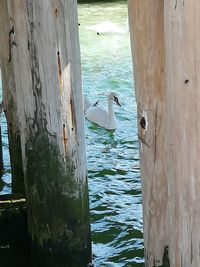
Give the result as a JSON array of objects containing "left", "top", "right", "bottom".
[
  {"left": 85, "top": 20, "right": 129, "bottom": 35},
  {"left": 84, "top": 92, "right": 121, "bottom": 130}
]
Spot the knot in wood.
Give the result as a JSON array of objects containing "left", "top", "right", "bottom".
[
  {"left": 185, "top": 79, "right": 189, "bottom": 84},
  {"left": 55, "top": 8, "right": 59, "bottom": 17},
  {"left": 140, "top": 117, "right": 146, "bottom": 130}
]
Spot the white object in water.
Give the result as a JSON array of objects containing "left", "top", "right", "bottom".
[
  {"left": 85, "top": 20, "right": 129, "bottom": 35},
  {"left": 84, "top": 92, "right": 121, "bottom": 130}
]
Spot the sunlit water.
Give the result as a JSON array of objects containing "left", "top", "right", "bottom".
[
  {"left": 0, "top": 1, "right": 144, "bottom": 266},
  {"left": 78, "top": 1, "right": 144, "bottom": 266},
  {"left": 0, "top": 73, "right": 11, "bottom": 194}
]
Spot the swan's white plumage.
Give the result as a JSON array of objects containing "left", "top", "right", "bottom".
[
  {"left": 84, "top": 92, "right": 121, "bottom": 130},
  {"left": 85, "top": 20, "right": 129, "bottom": 35}
]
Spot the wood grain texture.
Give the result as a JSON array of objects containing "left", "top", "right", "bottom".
[
  {"left": 128, "top": 0, "right": 168, "bottom": 266},
  {"left": 0, "top": 0, "right": 91, "bottom": 265},
  {"left": 165, "top": 1, "right": 200, "bottom": 266},
  {"left": 129, "top": 0, "right": 200, "bottom": 266}
]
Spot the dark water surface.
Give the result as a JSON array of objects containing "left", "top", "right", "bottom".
[{"left": 78, "top": 1, "right": 144, "bottom": 266}]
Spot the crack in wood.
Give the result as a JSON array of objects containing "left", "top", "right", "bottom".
[
  {"left": 62, "top": 124, "right": 67, "bottom": 153},
  {"left": 191, "top": 234, "right": 193, "bottom": 263},
  {"left": 28, "top": 40, "right": 30, "bottom": 50},
  {"left": 8, "top": 26, "right": 16, "bottom": 63},
  {"left": 70, "top": 92, "right": 77, "bottom": 134},
  {"left": 154, "top": 100, "right": 158, "bottom": 165},
  {"left": 55, "top": 7, "right": 59, "bottom": 17},
  {"left": 57, "top": 51, "right": 63, "bottom": 93},
  {"left": 138, "top": 134, "right": 150, "bottom": 148},
  {"left": 175, "top": 0, "right": 178, "bottom": 9}
]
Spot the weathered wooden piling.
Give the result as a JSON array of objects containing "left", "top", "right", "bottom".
[
  {"left": 128, "top": 0, "right": 200, "bottom": 266},
  {"left": 128, "top": 1, "right": 168, "bottom": 266},
  {"left": 0, "top": 1, "right": 91, "bottom": 266},
  {"left": 164, "top": 2, "right": 200, "bottom": 266},
  {"left": 0, "top": 0, "right": 25, "bottom": 194}
]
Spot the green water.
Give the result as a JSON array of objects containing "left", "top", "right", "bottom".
[{"left": 78, "top": 1, "right": 144, "bottom": 266}]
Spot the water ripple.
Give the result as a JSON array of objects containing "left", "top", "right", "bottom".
[{"left": 79, "top": 1, "right": 144, "bottom": 265}]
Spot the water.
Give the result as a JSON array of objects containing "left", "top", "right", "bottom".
[
  {"left": 0, "top": 1, "right": 144, "bottom": 265},
  {"left": 78, "top": 1, "right": 144, "bottom": 266},
  {"left": 0, "top": 73, "right": 12, "bottom": 194}
]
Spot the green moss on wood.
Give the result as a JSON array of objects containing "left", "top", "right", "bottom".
[
  {"left": 25, "top": 132, "right": 91, "bottom": 265},
  {"left": 9, "top": 134, "right": 25, "bottom": 193}
]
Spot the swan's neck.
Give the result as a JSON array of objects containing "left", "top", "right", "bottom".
[
  {"left": 108, "top": 99, "right": 114, "bottom": 118},
  {"left": 107, "top": 98, "right": 118, "bottom": 129}
]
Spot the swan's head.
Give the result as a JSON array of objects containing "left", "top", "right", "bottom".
[{"left": 108, "top": 92, "right": 121, "bottom": 107}]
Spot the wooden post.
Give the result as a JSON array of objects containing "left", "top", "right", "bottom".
[
  {"left": 0, "top": 1, "right": 91, "bottom": 266},
  {"left": 164, "top": 1, "right": 200, "bottom": 267},
  {"left": 128, "top": 1, "right": 168, "bottom": 266},
  {"left": 0, "top": 0, "right": 25, "bottom": 194},
  {"left": 128, "top": 0, "right": 200, "bottom": 267}
]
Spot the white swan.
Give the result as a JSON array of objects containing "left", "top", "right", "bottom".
[
  {"left": 85, "top": 20, "right": 129, "bottom": 35},
  {"left": 84, "top": 92, "right": 121, "bottom": 130}
]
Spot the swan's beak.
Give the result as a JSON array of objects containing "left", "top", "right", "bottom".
[{"left": 114, "top": 96, "right": 121, "bottom": 107}]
